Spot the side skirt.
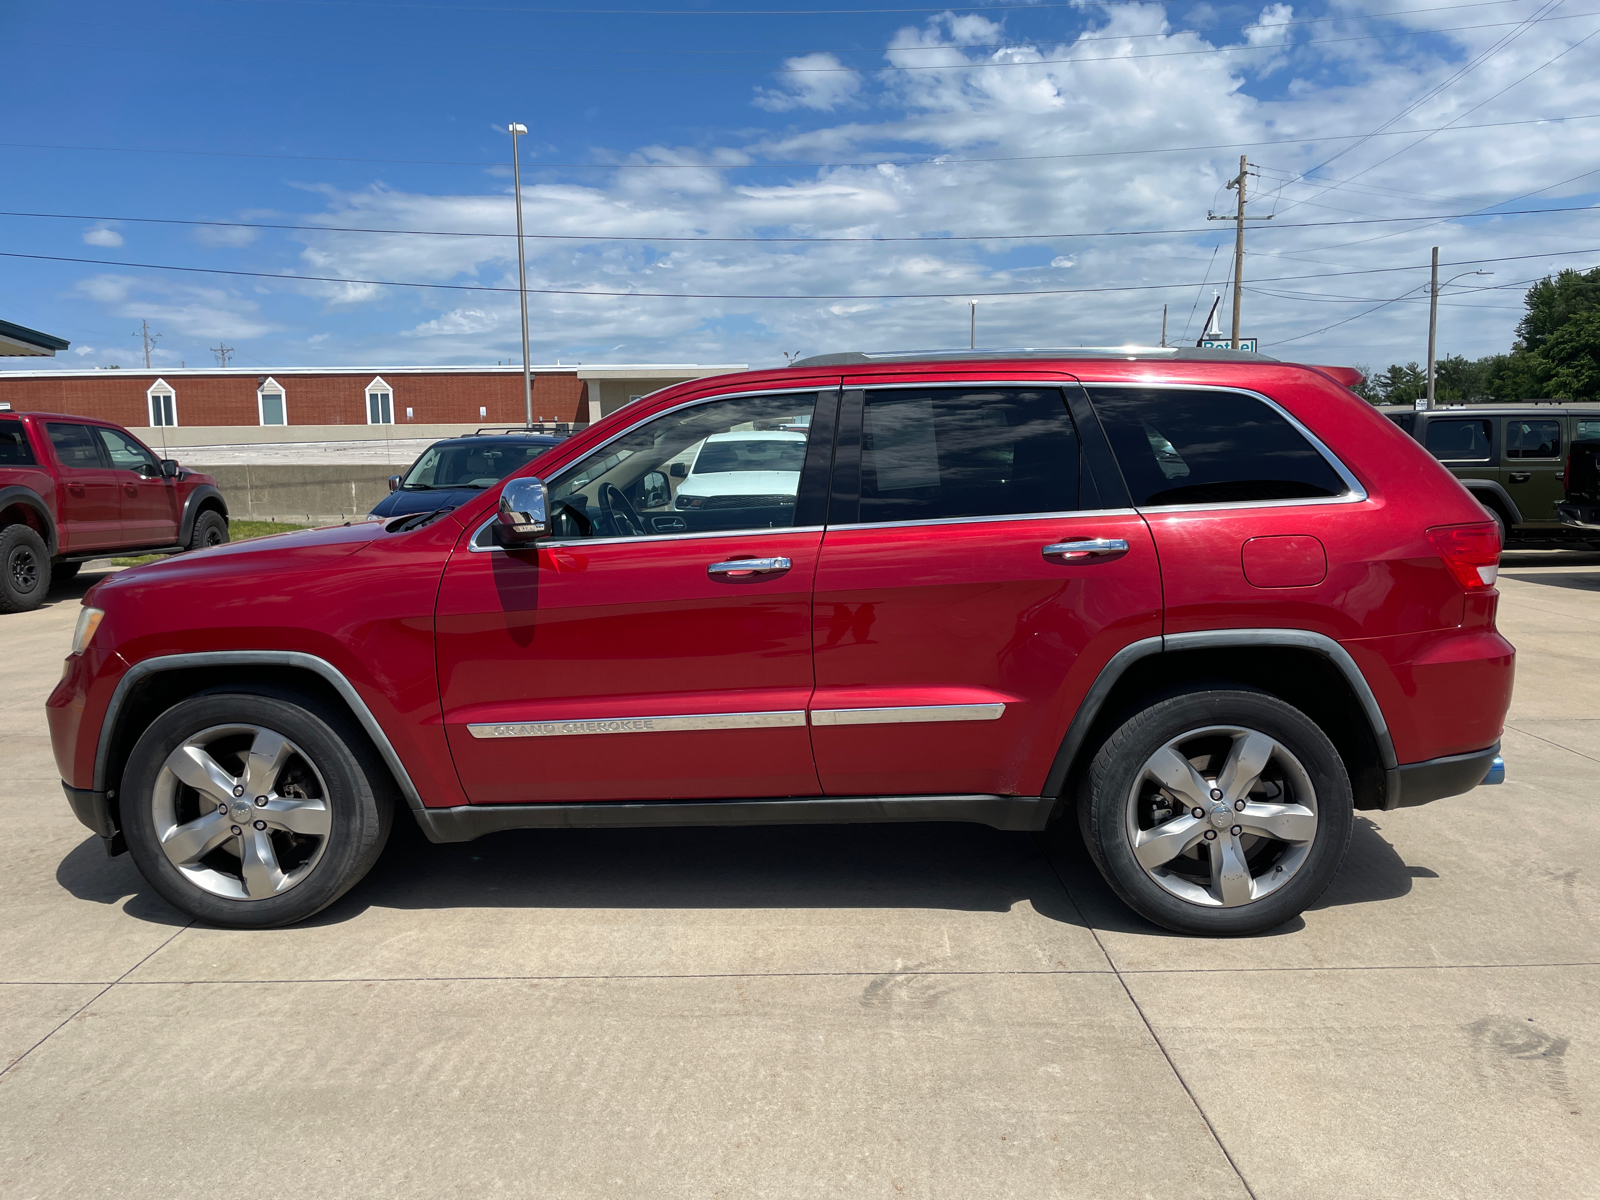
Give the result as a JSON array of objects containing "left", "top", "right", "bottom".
[{"left": 412, "top": 794, "right": 1050, "bottom": 843}]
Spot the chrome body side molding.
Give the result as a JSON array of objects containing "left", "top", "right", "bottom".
[
  {"left": 413, "top": 793, "right": 1051, "bottom": 842},
  {"left": 810, "top": 703, "right": 1005, "bottom": 726},
  {"left": 468, "top": 710, "right": 807, "bottom": 738}
]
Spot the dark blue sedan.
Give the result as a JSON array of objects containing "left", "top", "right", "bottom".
[{"left": 367, "top": 431, "right": 564, "bottom": 521}]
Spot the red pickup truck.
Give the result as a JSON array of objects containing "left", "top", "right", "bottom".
[{"left": 0, "top": 409, "right": 229, "bottom": 612}]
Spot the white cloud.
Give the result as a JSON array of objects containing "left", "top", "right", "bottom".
[
  {"left": 308, "top": 333, "right": 330, "bottom": 344},
  {"left": 82, "top": 224, "right": 123, "bottom": 248},
  {"left": 191, "top": 224, "right": 260, "bottom": 248},
  {"left": 753, "top": 54, "right": 865, "bottom": 112},
  {"left": 1051, "top": 256, "right": 1076, "bottom": 269},
  {"left": 402, "top": 308, "right": 502, "bottom": 338},
  {"left": 73, "top": 274, "right": 279, "bottom": 340},
  {"left": 72, "top": 345, "right": 97, "bottom": 357}
]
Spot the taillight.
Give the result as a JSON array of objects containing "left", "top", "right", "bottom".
[{"left": 1426, "top": 522, "right": 1501, "bottom": 590}]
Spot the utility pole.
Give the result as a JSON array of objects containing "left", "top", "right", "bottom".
[
  {"left": 1425, "top": 246, "right": 1439, "bottom": 410},
  {"left": 1208, "top": 155, "right": 1272, "bottom": 349},
  {"left": 969, "top": 301, "right": 976, "bottom": 349},
  {"left": 134, "top": 320, "right": 159, "bottom": 368},
  {"left": 1160, "top": 304, "right": 1167, "bottom": 348},
  {"left": 211, "top": 343, "right": 234, "bottom": 367},
  {"left": 509, "top": 123, "right": 533, "bottom": 429}
]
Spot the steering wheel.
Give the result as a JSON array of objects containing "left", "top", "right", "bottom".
[{"left": 599, "top": 483, "right": 645, "bottom": 537}]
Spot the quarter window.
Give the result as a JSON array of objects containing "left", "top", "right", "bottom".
[
  {"left": 545, "top": 392, "right": 821, "bottom": 538},
  {"left": 854, "top": 388, "right": 1080, "bottom": 524},
  {"left": 1089, "top": 387, "right": 1347, "bottom": 507},
  {"left": 1572, "top": 419, "right": 1600, "bottom": 443},
  {"left": 147, "top": 379, "right": 177, "bottom": 427},
  {"left": 1424, "top": 418, "right": 1493, "bottom": 462},
  {"left": 1504, "top": 419, "right": 1560, "bottom": 460},
  {"left": 0, "top": 420, "right": 36, "bottom": 465}
]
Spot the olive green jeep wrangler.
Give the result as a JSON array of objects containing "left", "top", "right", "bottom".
[{"left": 1380, "top": 403, "right": 1600, "bottom": 542}]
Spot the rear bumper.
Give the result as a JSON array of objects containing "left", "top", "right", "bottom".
[
  {"left": 61, "top": 783, "right": 125, "bottom": 856},
  {"left": 1556, "top": 502, "right": 1600, "bottom": 532},
  {"left": 1387, "top": 743, "right": 1502, "bottom": 809}
]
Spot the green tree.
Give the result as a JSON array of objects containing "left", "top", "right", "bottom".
[
  {"left": 1516, "top": 266, "right": 1600, "bottom": 355},
  {"left": 1542, "top": 309, "right": 1600, "bottom": 400},
  {"left": 1376, "top": 362, "right": 1428, "bottom": 404}
]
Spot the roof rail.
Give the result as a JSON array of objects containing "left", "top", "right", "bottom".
[
  {"left": 467, "top": 422, "right": 585, "bottom": 437},
  {"left": 788, "top": 346, "right": 1278, "bottom": 368}
]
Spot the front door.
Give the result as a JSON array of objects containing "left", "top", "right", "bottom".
[
  {"left": 809, "top": 381, "right": 1162, "bottom": 798},
  {"left": 1502, "top": 415, "right": 1565, "bottom": 526},
  {"left": 436, "top": 387, "right": 838, "bottom": 804},
  {"left": 94, "top": 425, "right": 179, "bottom": 546},
  {"left": 44, "top": 422, "right": 122, "bottom": 552}
]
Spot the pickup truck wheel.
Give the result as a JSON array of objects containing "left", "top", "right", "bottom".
[
  {"left": 120, "top": 691, "right": 392, "bottom": 928},
  {"left": 1079, "top": 688, "right": 1353, "bottom": 937},
  {"left": 188, "top": 511, "right": 229, "bottom": 552},
  {"left": 0, "top": 525, "right": 51, "bottom": 613}
]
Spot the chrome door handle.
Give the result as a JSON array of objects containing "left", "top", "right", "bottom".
[
  {"left": 708, "top": 557, "right": 791, "bottom": 578},
  {"left": 1042, "top": 538, "right": 1130, "bottom": 560}
]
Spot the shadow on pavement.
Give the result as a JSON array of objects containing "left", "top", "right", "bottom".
[
  {"left": 36, "top": 566, "right": 121, "bottom": 612},
  {"left": 54, "top": 835, "right": 189, "bottom": 926}
]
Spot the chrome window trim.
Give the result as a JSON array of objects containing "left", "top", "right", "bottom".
[
  {"left": 1076, "top": 379, "right": 1369, "bottom": 509},
  {"left": 468, "top": 517, "right": 825, "bottom": 553},
  {"left": 823, "top": 507, "right": 1136, "bottom": 533},
  {"left": 468, "top": 710, "right": 807, "bottom": 738},
  {"left": 810, "top": 703, "right": 1006, "bottom": 726}
]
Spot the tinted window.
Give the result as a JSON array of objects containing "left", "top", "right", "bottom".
[
  {"left": 1090, "top": 387, "right": 1346, "bottom": 507},
  {"left": 96, "top": 427, "right": 159, "bottom": 473},
  {"left": 1424, "top": 418, "right": 1493, "bottom": 462},
  {"left": 1505, "top": 419, "right": 1560, "bottom": 460},
  {"left": 1572, "top": 419, "right": 1600, "bottom": 443},
  {"left": 693, "top": 436, "right": 808, "bottom": 475},
  {"left": 402, "top": 440, "right": 554, "bottom": 490},
  {"left": 855, "top": 388, "right": 1078, "bottom": 524},
  {"left": 0, "top": 420, "right": 35, "bottom": 465},
  {"left": 46, "top": 422, "right": 107, "bottom": 469}
]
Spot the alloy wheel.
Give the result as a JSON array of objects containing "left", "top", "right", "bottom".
[
  {"left": 151, "top": 723, "right": 332, "bottom": 900},
  {"left": 1123, "top": 724, "right": 1319, "bottom": 908},
  {"left": 8, "top": 545, "right": 39, "bottom": 594}
]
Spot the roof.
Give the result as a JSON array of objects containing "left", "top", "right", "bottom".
[
  {"left": 790, "top": 346, "right": 1278, "bottom": 368},
  {"left": 0, "top": 320, "right": 71, "bottom": 358},
  {"left": 0, "top": 362, "right": 743, "bottom": 381}
]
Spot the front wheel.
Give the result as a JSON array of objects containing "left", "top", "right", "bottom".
[
  {"left": 121, "top": 690, "right": 393, "bottom": 928},
  {"left": 188, "top": 510, "right": 229, "bottom": 552},
  {"left": 1079, "top": 688, "right": 1353, "bottom": 936}
]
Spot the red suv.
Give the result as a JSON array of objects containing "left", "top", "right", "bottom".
[
  {"left": 46, "top": 351, "right": 1513, "bottom": 935},
  {"left": 1, "top": 410, "right": 228, "bottom": 612}
]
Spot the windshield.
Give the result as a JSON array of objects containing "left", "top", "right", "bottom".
[
  {"left": 401, "top": 441, "right": 552, "bottom": 490},
  {"left": 692, "top": 438, "right": 807, "bottom": 475}
]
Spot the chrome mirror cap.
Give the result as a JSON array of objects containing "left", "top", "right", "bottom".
[
  {"left": 387, "top": 475, "right": 402, "bottom": 492},
  {"left": 497, "top": 476, "right": 549, "bottom": 544}
]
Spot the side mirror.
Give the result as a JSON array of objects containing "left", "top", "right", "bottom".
[
  {"left": 669, "top": 462, "right": 687, "bottom": 479},
  {"left": 388, "top": 475, "right": 402, "bottom": 492},
  {"left": 138, "top": 462, "right": 162, "bottom": 479},
  {"left": 497, "top": 476, "right": 548, "bottom": 545},
  {"left": 160, "top": 458, "right": 181, "bottom": 478}
]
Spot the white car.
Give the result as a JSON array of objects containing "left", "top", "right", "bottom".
[{"left": 672, "top": 431, "right": 807, "bottom": 511}]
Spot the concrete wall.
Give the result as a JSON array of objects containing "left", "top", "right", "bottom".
[{"left": 198, "top": 464, "right": 401, "bottom": 524}]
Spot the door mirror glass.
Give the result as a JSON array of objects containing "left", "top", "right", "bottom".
[
  {"left": 497, "top": 476, "right": 548, "bottom": 544},
  {"left": 160, "top": 458, "right": 182, "bottom": 478},
  {"left": 388, "top": 474, "right": 402, "bottom": 492}
]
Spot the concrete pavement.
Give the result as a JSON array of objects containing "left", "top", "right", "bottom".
[{"left": 1, "top": 552, "right": 1596, "bottom": 1198}]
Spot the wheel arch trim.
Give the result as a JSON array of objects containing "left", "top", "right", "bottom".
[
  {"left": 94, "top": 650, "right": 424, "bottom": 812},
  {"left": 177, "top": 485, "right": 229, "bottom": 546},
  {"left": 1040, "top": 628, "right": 1398, "bottom": 809},
  {"left": 0, "top": 484, "right": 58, "bottom": 555},
  {"left": 1459, "top": 479, "right": 1521, "bottom": 527}
]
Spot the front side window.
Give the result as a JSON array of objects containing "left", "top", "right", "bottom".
[
  {"left": 0, "top": 420, "right": 37, "bottom": 465},
  {"left": 96, "top": 427, "right": 160, "bottom": 474},
  {"left": 45, "top": 422, "right": 108, "bottom": 469},
  {"left": 1090, "top": 387, "right": 1347, "bottom": 507},
  {"left": 1504, "top": 419, "right": 1560, "bottom": 460},
  {"left": 1424, "top": 418, "right": 1493, "bottom": 462},
  {"left": 403, "top": 440, "right": 554, "bottom": 491},
  {"left": 854, "top": 388, "right": 1080, "bottom": 524},
  {"left": 546, "top": 392, "right": 820, "bottom": 538}
]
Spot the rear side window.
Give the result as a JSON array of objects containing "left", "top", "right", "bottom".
[
  {"left": 1504, "top": 419, "right": 1561, "bottom": 460},
  {"left": 856, "top": 388, "right": 1079, "bottom": 523},
  {"left": 45, "top": 422, "right": 108, "bottom": 469},
  {"left": 1424, "top": 418, "right": 1493, "bottom": 462},
  {"left": 1089, "top": 387, "right": 1346, "bottom": 508},
  {"left": 1576, "top": 419, "right": 1600, "bottom": 443},
  {"left": 0, "top": 420, "right": 36, "bottom": 465}
]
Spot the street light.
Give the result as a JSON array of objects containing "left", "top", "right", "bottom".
[
  {"left": 1424, "top": 244, "right": 1492, "bottom": 409},
  {"left": 509, "top": 123, "right": 533, "bottom": 428}
]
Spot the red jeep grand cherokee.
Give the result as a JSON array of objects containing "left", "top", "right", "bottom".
[{"left": 47, "top": 350, "right": 1514, "bottom": 935}]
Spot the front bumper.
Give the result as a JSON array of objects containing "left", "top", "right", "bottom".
[
  {"left": 1556, "top": 502, "right": 1600, "bottom": 532},
  {"left": 61, "top": 783, "right": 125, "bottom": 856},
  {"left": 1387, "top": 743, "right": 1503, "bottom": 809}
]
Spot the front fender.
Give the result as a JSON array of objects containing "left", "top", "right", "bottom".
[{"left": 177, "top": 484, "right": 228, "bottom": 544}]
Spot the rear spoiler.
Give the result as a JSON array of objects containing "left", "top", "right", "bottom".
[{"left": 1308, "top": 365, "right": 1366, "bottom": 389}]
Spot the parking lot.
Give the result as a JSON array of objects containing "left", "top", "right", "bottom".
[{"left": 1, "top": 551, "right": 1596, "bottom": 1199}]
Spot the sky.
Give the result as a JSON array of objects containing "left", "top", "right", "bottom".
[{"left": 3, "top": 0, "right": 1598, "bottom": 374}]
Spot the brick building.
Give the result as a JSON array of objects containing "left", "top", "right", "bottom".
[{"left": 0, "top": 363, "right": 743, "bottom": 433}]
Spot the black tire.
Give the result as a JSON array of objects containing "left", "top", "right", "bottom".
[
  {"left": 52, "top": 561, "right": 82, "bottom": 584},
  {"left": 0, "top": 524, "right": 51, "bottom": 613},
  {"left": 121, "top": 689, "right": 393, "bottom": 928},
  {"left": 1079, "top": 687, "right": 1353, "bottom": 937},
  {"left": 188, "top": 510, "right": 229, "bottom": 552}
]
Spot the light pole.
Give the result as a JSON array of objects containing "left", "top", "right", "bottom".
[
  {"left": 1424, "top": 246, "right": 1491, "bottom": 409},
  {"left": 509, "top": 123, "right": 533, "bottom": 428}
]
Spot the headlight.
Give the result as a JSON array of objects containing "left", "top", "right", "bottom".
[{"left": 71, "top": 606, "right": 105, "bottom": 656}]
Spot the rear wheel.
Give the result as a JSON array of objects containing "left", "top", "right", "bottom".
[
  {"left": 121, "top": 690, "right": 392, "bottom": 928},
  {"left": 188, "top": 510, "right": 229, "bottom": 552},
  {"left": 1079, "top": 688, "right": 1353, "bottom": 936},
  {"left": 0, "top": 525, "right": 51, "bottom": 613}
]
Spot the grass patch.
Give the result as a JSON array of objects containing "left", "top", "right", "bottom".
[{"left": 110, "top": 518, "right": 310, "bottom": 566}]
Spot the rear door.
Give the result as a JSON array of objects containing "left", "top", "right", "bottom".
[
  {"left": 1502, "top": 415, "right": 1565, "bottom": 526},
  {"left": 808, "top": 379, "right": 1161, "bottom": 798},
  {"left": 44, "top": 422, "right": 122, "bottom": 551},
  {"left": 94, "top": 425, "right": 179, "bottom": 546}
]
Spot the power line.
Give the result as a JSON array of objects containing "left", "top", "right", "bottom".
[
  {"left": 7, "top": 111, "right": 1596, "bottom": 172},
  {"left": 7, "top": 201, "right": 1596, "bottom": 245},
  {"left": 5, "top": 246, "right": 1596, "bottom": 301}
]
